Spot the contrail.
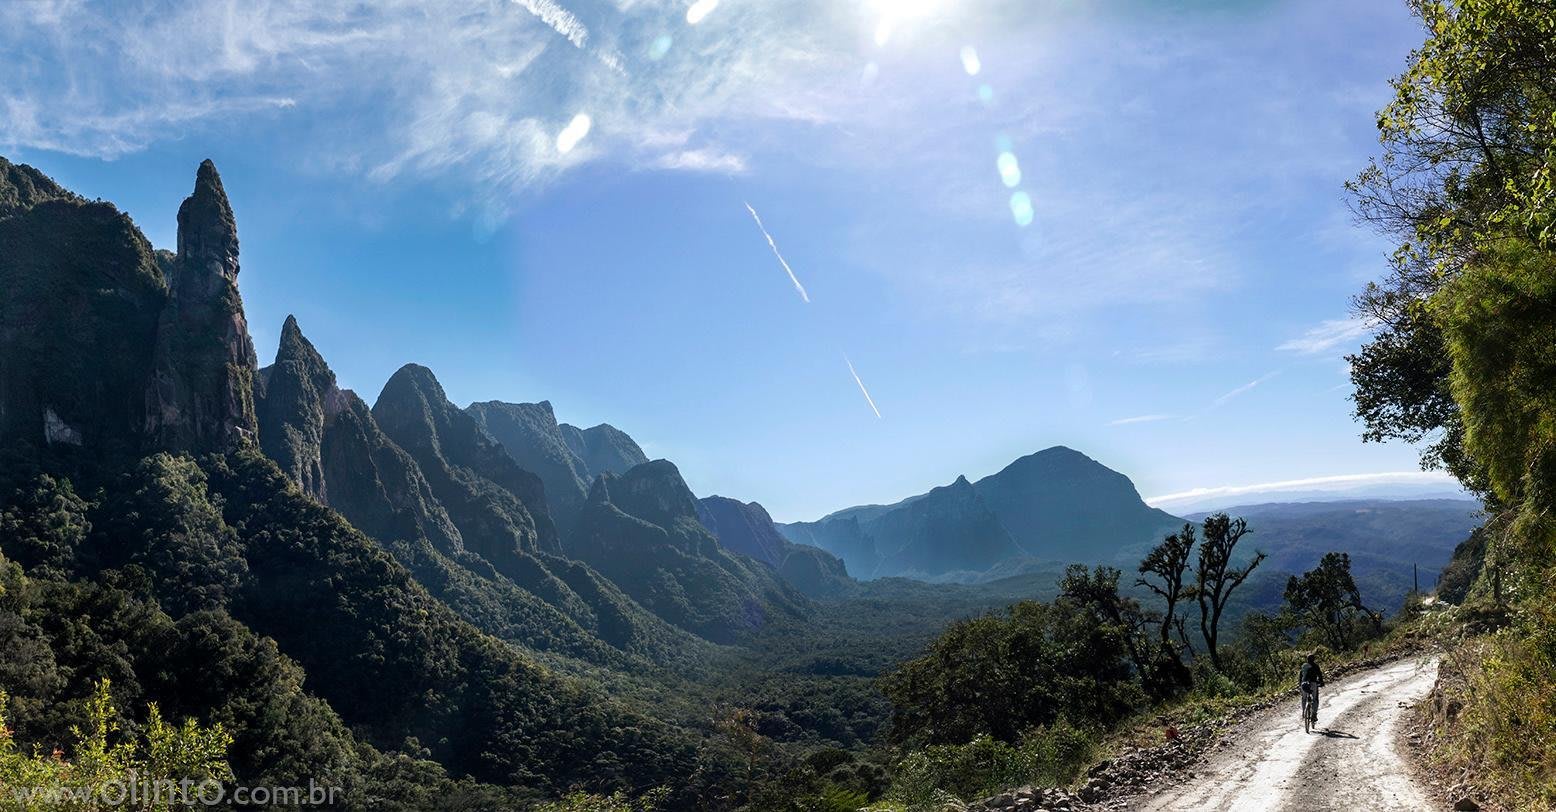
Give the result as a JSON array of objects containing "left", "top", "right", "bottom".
[
  {"left": 744, "top": 202, "right": 810, "bottom": 303},
  {"left": 844, "top": 355, "right": 882, "bottom": 418},
  {"left": 512, "top": 0, "right": 589, "bottom": 49}
]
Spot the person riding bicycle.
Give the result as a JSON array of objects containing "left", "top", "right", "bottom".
[{"left": 1299, "top": 653, "right": 1325, "bottom": 730}]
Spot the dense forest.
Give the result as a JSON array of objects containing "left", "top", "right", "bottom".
[{"left": 1, "top": 1, "right": 1551, "bottom": 809}]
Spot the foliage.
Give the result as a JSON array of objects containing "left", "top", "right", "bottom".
[
  {"left": 1192, "top": 514, "right": 1265, "bottom": 668},
  {"left": 879, "top": 599, "right": 1144, "bottom": 747},
  {"left": 0, "top": 679, "right": 232, "bottom": 812},
  {"left": 1283, "top": 553, "right": 1381, "bottom": 651},
  {"left": 880, "top": 726, "right": 1094, "bottom": 809},
  {"left": 0, "top": 475, "right": 90, "bottom": 580},
  {"left": 1347, "top": 1, "right": 1556, "bottom": 805}
]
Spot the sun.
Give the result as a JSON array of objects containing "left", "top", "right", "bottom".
[{"left": 865, "top": 0, "right": 956, "bottom": 45}]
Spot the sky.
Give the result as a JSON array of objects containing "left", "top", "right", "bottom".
[{"left": 0, "top": 0, "right": 1462, "bottom": 521}]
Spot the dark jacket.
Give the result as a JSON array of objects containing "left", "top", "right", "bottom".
[{"left": 1299, "top": 661, "right": 1324, "bottom": 686}]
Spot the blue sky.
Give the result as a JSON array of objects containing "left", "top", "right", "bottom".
[{"left": 1, "top": 0, "right": 1459, "bottom": 520}]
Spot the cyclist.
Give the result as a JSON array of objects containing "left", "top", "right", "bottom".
[{"left": 1299, "top": 653, "right": 1325, "bottom": 732}]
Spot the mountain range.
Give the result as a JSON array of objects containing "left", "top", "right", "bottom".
[{"left": 0, "top": 154, "right": 1482, "bottom": 807}]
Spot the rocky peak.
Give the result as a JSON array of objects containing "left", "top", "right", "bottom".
[
  {"left": 143, "top": 159, "right": 258, "bottom": 454},
  {"left": 610, "top": 460, "right": 702, "bottom": 529},
  {"left": 257, "top": 316, "right": 344, "bottom": 498},
  {"left": 175, "top": 159, "right": 239, "bottom": 289}
]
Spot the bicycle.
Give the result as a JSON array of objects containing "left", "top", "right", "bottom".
[{"left": 1300, "top": 681, "right": 1319, "bottom": 733}]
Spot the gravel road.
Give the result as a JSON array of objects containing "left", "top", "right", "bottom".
[{"left": 1133, "top": 656, "right": 1440, "bottom": 811}]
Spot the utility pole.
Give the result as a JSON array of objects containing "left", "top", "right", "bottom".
[{"left": 1413, "top": 563, "right": 1419, "bottom": 595}]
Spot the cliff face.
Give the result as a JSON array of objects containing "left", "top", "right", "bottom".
[
  {"left": 143, "top": 160, "right": 259, "bottom": 454},
  {"left": 0, "top": 158, "right": 244, "bottom": 466}
]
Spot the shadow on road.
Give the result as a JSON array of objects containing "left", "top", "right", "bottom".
[{"left": 1315, "top": 729, "right": 1359, "bottom": 739}]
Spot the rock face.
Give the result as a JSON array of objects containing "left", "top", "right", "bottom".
[
  {"left": 144, "top": 160, "right": 259, "bottom": 453},
  {"left": 570, "top": 460, "right": 807, "bottom": 642},
  {"left": 373, "top": 364, "right": 560, "bottom": 569},
  {"left": 467, "top": 400, "right": 592, "bottom": 530},
  {"left": 780, "top": 446, "right": 1182, "bottom": 580},
  {"left": 256, "top": 316, "right": 343, "bottom": 498},
  {"left": 560, "top": 422, "right": 648, "bottom": 479},
  {"left": 1, "top": 159, "right": 168, "bottom": 462},
  {"left": 697, "top": 495, "right": 852, "bottom": 597}
]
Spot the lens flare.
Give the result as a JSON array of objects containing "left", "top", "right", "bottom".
[
  {"left": 648, "top": 34, "right": 672, "bottom": 59},
  {"left": 997, "top": 152, "right": 1021, "bottom": 188},
  {"left": 977, "top": 84, "right": 994, "bottom": 104},
  {"left": 686, "top": 0, "right": 719, "bottom": 25},
  {"left": 555, "top": 113, "right": 591, "bottom": 154},
  {"left": 1009, "top": 191, "right": 1034, "bottom": 227},
  {"left": 959, "top": 46, "right": 981, "bottom": 76}
]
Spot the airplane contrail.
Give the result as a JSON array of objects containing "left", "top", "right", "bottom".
[
  {"left": 844, "top": 355, "right": 882, "bottom": 418},
  {"left": 512, "top": 0, "right": 589, "bottom": 49},
  {"left": 744, "top": 202, "right": 810, "bottom": 303}
]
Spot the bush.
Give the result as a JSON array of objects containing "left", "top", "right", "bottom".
[{"left": 882, "top": 723, "right": 1096, "bottom": 808}]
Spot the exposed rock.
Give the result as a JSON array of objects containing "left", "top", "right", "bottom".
[
  {"left": 0, "top": 162, "right": 166, "bottom": 460},
  {"left": 144, "top": 159, "right": 259, "bottom": 453},
  {"left": 42, "top": 408, "right": 83, "bottom": 446}
]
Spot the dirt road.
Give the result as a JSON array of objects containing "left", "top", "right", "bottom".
[{"left": 1134, "top": 656, "right": 1440, "bottom": 811}]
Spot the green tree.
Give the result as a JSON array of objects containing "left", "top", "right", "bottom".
[
  {"left": 1193, "top": 514, "right": 1264, "bottom": 669},
  {"left": 0, "top": 475, "right": 90, "bottom": 580},
  {"left": 1137, "top": 524, "right": 1197, "bottom": 652},
  {"left": 0, "top": 679, "right": 232, "bottom": 812},
  {"left": 1283, "top": 553, "right": 1379, "bottom": 651}
]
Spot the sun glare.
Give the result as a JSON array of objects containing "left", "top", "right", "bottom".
[{"left": 866, "top": 0, "right": 953, "bottom": 45}]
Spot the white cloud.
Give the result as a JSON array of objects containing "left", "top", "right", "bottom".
[
  {"left": 1145, "top": 471, "right": 1465, "bottom": 509},
  {"left": 653, "top": 148, "right": 748, "bottom": 173},
  {"left": 1277, "top": 316, "right": 1375, "bottom": 354}
]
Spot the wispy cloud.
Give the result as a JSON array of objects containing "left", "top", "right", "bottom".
[
  {"left": 1145, "top": 471, "right": 1465, "bottom": 509},
  {"left": 1213, "top": 371, "right": 1280, "bottom": 407},
  {"left": 1277, "top": 316, "right": 1375, "bottom": 354},
  {"left": 654, "top": 148, "right": 748, "bottom": 174},
  {"left": 844, "top": 355, "right": 882, "bottom": 419},
  {"left": 1108, "top": 414, "right": 1172, "bottom": 426},
  {"left": 744, "top": 202, "right": 810, "bottom": 303}
]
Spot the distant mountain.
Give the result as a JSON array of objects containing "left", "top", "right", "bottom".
[
  {"left": 570, "top": 460, "right": 808, "bottom": 642},
  {"left": 1184, "top": 498, "right": 1482, "bottom": 612},
  {"left": 560, "top": 421, "right": 648, "bottom": 479},
  {"left": 781, "top": 446, "right": 1182, "bottom": 580},
  {"left": 1150, "top": 478, "right": 1472, "bottom": 515},
  {"left": 696, "top": 496, "right": 852, "bottom": 597},
  {"left": 467, "top": 400, "right": 592, "bottom": 530}
]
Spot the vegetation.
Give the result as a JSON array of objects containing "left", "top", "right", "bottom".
[
  {"left": 1346, "top": 0, "right": 1556, "bottom": 806},
  {"left": 0, "top": 680, "right": 232, "bottom": 812}
]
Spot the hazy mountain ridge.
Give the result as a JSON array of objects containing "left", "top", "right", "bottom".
[{"left": 782, "top": 447, "right": 1183, "bottom": 581}]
